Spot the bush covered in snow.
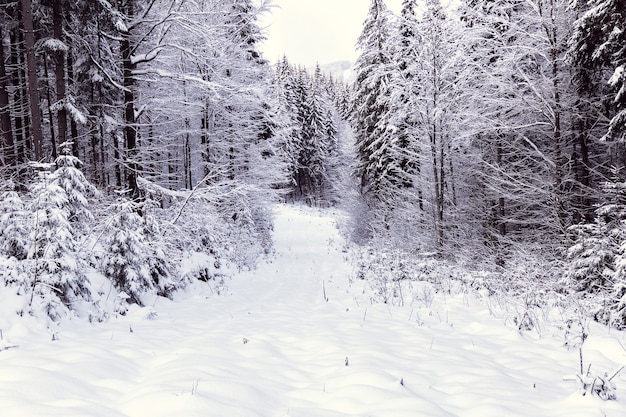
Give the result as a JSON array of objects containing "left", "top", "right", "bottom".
[
  {"left": 563, "top": 180, "right": 626, "bottom": 329},
  {"left": 28, "top": 168, "right": 91, "bottom": 319},
  {"left": 1, "top": 156, "right": 278, "bottom": 321},
  {"left": 100, "top": 202, "right": 174, "bottom": 306}
]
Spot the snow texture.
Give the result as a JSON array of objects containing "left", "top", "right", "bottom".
[
  {"left": 1, "top": 205, "right": 626, "bottom": 416},
  {"left": 42, "top": 38, "right": 69, "bottom": 53}
]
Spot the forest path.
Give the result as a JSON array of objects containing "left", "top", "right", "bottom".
[{"left": 1, "top": 205, "right": 626, "bottom": 416}]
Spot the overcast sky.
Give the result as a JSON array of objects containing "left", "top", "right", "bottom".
[{"left": 259, "top": 0, "right": 404, "bottom": 67}]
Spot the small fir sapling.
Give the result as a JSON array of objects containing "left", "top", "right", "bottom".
[
  {"left": 101, "top": 202, "right": 173, "bottom": 306},
  {"left": 0, "top": 190, "right": 31, "bottom": 300},
  {"left": 0, "top": 191, "right": 29, "bottom": 262},
  {"left": 565, "top": 178, "right": 626, "bottom": 328},
  {"left": 28, "top": 165, "right": 91, "bottom": 319},
  {"left": 53, "top": 142, "right": 98, "bottom": 226}
]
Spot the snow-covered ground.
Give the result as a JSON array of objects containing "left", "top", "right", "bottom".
[{"left": 1, "top": 204, "right": 626, "bottom": 416}]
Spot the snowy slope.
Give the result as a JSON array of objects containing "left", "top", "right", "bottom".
[{"left": 1, "top": 204, "right": 626, "bottom": 416}]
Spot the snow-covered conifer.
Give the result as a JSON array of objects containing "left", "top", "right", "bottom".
[
  {"left": 566, "top": 178, "right": 626, "bottom": 327},
  {"left": 101, "top": 203, "right": 173, "bottom": 306},
  {"left": 352, "top": 0, "right": 394, "bottom": 198},
  {"left": 571, "top": 0, "right": 626, "bottom": 142},
  {"left": 53, "top": 143, "right": 98, "bottom": 225},
  {"left": 0, "top": 191, "right": 29, "bottom": 262},
  {"left": 29, "top": 169, "right": 90, "bottom": 319}
]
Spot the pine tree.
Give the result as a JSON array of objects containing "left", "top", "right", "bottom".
[
  {"left": 53, "top": 143, "right": 98, "bottom": 226},
  {"left": 29, "top": 167, "right": 90, "bottom": 319},
  {"left": 392, "top": 0, "right": 422, "bottom": 193},
  {"left": 0, "top": 191, "right": 29, "bottom": 262},
  {"left": 101, "top": 203, "right": 172, "bottom": 306},
  {"left": 571, "top": 0, "right": 626, "bottom": 142},
  {"left": 352, "top": 0, "right": 394, "bottom": 198},
  {"left": 566, "top": 175, "right": 626, "bottom": 327}
]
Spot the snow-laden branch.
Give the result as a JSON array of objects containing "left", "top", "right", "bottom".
[
  {"left": 131, "top": 47, "right": 163, "bottom": 65},
  {"left": 41, "top": 38, "right": 68, "bottom": 53},
  {"left": 131, "top": 68, "right": 221, "bottom": 96},
  {"left": 89, "top": 55, "right": 130, "bottom": 93}
]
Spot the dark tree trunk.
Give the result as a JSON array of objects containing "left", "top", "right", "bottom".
[
  {"left": 64, "top": 9, "right": 79, "bottom": 158},
  {"left": 20, "top": 0, "right": 44, "bottom": 161},
  {"left": 496, "top": 135, "right": 506, "bottom": 236},
  {"left": 120, "top": 1, "right": 143, "bottom": 211},
  {"left": 68, "top": 81, "right": 79, "bottom": 157},
  {"left": 43, "top": 53, "right": 57, "bottom": 159},
  {"left": 52, "top": 0, "right": 67, "bottom": 155},
  {"left": 10, "top": 28, "right": 28, "bottom": 167},
  {"left": 0, "top": 26, "right": 15, "bottom": 167}
]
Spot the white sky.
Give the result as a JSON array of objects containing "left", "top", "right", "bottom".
[{"left": 259, "top": 0, "right": 404, "bottom": 67}]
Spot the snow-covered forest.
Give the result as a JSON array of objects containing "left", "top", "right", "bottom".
[{"left": 1, "top": 0, "right": 626, "bottom": 414}]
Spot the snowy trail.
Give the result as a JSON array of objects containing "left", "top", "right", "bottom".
[{"left": 2, "top": 205, "right": 626, "bottom": 416}]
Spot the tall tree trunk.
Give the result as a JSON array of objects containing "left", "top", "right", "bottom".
[
  {"left": 576, "top": 120, "right": 591, "bottom": 221},
  {"left": 20, "top": 0, "right": 44, "bottom": 161},
  {"left": 0, "top": 26, "right": 15, "bottom": 167},
  {"left": 120, "top": 1, "right": 142, "bottom": 210},
  {"left": 183, "top": 80, "right": 192, "bottom": 189},
  {"left": 112, "top": 131, "right": 121, "bottom": 187},
  {"left": 430, "top": 125, "right": 443, "bottom": 251},
  {"left": 89, "top": 81, "right": 100, "bottom": 182},
  {"left": 496, "top": 135, "right": 506, "bottom": 236},
  {"left": 547, "top": 0, "right": 567, "bottom": 231},
  {"left": 201, "top": 92, "right": 212, "bottom": 179},
  {"left": 51, "top": 0, "right": 67, "bottom": 155},
  {"left": 43, "top": 53, "right": 57, "bottom": 159},
  {"left": 10, "top": 28, "right": 28, "bottom": 168},
  {"left": 65, "top": 9, "right": 79, "bottom": 158}
]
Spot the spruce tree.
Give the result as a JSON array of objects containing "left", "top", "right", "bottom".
[
  {"left": 566, "top": 176, "right": 626, "bottom": 327},
  {"left": 29, "top": 167, "right": 90, "bottom": 319},
  {"left": 101, "top": 203, "right": 172, "bottom": 306},
  {"left": 352, "top": 0, "right": 394, "bottom": 198},
  {"left": 571, "top": 0, "right": 626, "bottom": 142}
]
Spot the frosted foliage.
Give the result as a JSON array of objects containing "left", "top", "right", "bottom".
[
  {"left": 566, "top": 199, "right": 626, "bottom": 327},
  {"left": 42, "top": 38, "right": 68, "bottom": 52},
  {"left": 65, "top": 99, "right": 88, "bottom": 125},
  {"left": 53, "top": 153, "right": 98, "bottom": 225},
  {"left": 29, "top": 176, "right": 89, "bottom": 320},
  {"left": 0, "top": 192, "right": 29, "bottom": 261},
  {"left": 101, "top": 209, "right": 172, "bottom": 306},
  {"left": 572, "top": 0, "right": 626, "bottom": 141}
]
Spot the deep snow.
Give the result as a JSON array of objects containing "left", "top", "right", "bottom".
[{"left": 1, "top": 204, "right": 626, "bottom": 416}]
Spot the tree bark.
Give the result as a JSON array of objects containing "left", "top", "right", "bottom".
[
  {"left": 0, "top": 26, "right": 15, "bottom": 167},
  {"left": 52, "top": 0, "right": 67, "bottom": 154},
  {"left": 120, "top": 0, "right": 143, "bottom": 210},
  {"left": 10, "top": 28, "right": 28, "bottom": 167},
  {"left": 43, "top": 52, "right": 57, "bottom": 159},
  {"left": 20, "top": 0, "right": 44, "bottom": 161},
  {"left": 65, "top": 9, "right": 79, "bottom": 158}
]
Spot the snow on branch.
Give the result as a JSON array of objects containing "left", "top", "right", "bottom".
[
  {"left": 89, "top": 55, "right": 130, "bottom": 93},
  {"left": 131, "top": 47, "right": 163, "bottom": 65},
  {"left": 131, "top": 68, "right": 220, "bottom": 96},
  {"left": 114, "top": 18, "right": 128, "bottom": 33},
  {"left": 65, "top": 100, "right": 88, "bottom": 125},
  {"left": 42, "top": 38, "right": 69, "bottom": 53},
  {"left": 50, "top": 97, "right": 88, "bottom": 125}
]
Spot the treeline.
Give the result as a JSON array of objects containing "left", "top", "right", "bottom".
[
  {"left": 1, "top": 0, "right": 282, "bottom": 195},
  {"left": 273, "top": 58, "right": 350, "bottom": 207},
  {"left": 0, "top": 0, "right": 356, "bottom": 321},
  {"left": 0, "top": 0, "right": 304, "bottom": 320},
  {"left": 350, "top": 0, "right": 626, "bottom": 326}
]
